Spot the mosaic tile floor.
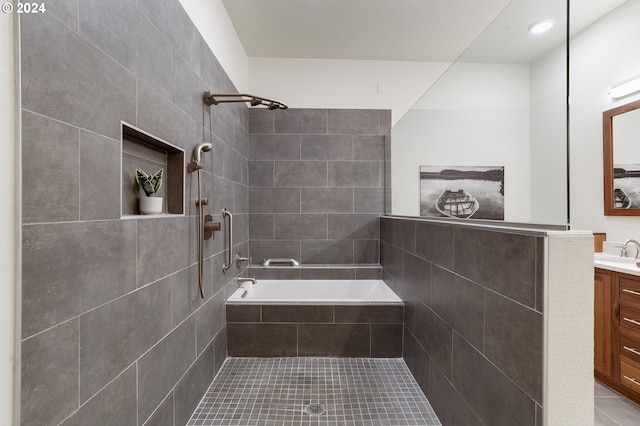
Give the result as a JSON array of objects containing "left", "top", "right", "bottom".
[{"left": 187, "top": 357, "right": 441, "bottom": 426}]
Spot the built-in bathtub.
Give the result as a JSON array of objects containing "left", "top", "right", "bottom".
[
  {"left": 226, "top": 279, "right": 404, "bottom": 357},
  {"left": 227, "top": 279, "right": 401, "bottom": 304}
]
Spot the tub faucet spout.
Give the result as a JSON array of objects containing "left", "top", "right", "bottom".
[{"left": 237, "top": 276, "right": 257, "bottom": 285}]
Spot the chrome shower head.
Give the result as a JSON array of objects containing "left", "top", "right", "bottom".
[{"left": 203, "top": 92, "right": 288, "bottom": 110}]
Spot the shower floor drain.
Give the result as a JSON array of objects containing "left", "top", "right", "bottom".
[{"left": 305, "top": 403, "right": 325, "bottom": 416}]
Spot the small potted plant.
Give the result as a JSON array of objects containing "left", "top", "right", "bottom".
[{"left": 135, "top": 168, "right": 164, "bottom": 214}]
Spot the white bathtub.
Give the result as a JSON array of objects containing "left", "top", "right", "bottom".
[{"left": 226, "top": 279, "right": 402, "bottom": 305}]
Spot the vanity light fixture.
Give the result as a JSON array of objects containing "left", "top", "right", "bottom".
[
  {"left": 610, "top": 76, "right": 640, "bottom": 99},
  {"left": 528, "top": 19, "right": 554, "bottom": 34}
]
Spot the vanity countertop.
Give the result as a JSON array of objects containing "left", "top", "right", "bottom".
[{"left": 594, "top": 252, "right": 640, "bottom": 277}]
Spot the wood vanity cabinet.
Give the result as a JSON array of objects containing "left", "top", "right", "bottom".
[
  {"left": 594, "top": 269, "right": 614, "bottom": 379},
  {"left": 595, "top": 268, "right": 640, "bottom": 404}
]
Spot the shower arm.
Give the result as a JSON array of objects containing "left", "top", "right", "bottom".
[{"left": 203, "top": 92, "right": 288, "bottom": 110}]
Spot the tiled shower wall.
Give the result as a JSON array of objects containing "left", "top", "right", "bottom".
[
  {"left": 248, "top": 108, "right": 389, "bottom": 266},
  {"left": 381, "top": 217, "right": 544, "bottom": 426},
  {"left": 20, "top": 1, "right": 249, "bottom": 424}
]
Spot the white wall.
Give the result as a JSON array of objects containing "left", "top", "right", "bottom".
[
  {"left": 178, "top": 1, "right": 450, "bottom": 124},
  {"left": 391, "top": 63, "right": 532, "bottom": 220},
  {"left": 570, "top": 0, "right": 640, "bottom": 240},
  {"left": 0, "top": 9, "right": 16, "bottom": 426},
  {"left": 178, "top": 0, "right": 249, "bottom": 92},
  {"left": 249, "top": 58, "right": 450, "bottom": 126}
]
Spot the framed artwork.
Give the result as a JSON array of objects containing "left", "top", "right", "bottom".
[
  {"left": 612, "top": 164, "right": 640, "bottom": 209},
  {"left": 420, "top": 166, "right": 504, "bottom": 220}
]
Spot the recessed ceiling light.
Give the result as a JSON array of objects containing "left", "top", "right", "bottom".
[{"left": 528, "top": 19, "right": 555, "bottom": 34}]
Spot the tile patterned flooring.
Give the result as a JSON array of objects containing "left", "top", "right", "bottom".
[
  {"left": 189, "top": 360, "right": 640, "bottom": 426},
  {"left": 187, "top": 358, "right": 441, "bottom": 426},
  {"left": 595, "top": 381, "right": 640, "bottom": 426}
]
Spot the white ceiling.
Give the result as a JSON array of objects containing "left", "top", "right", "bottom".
[{"left": 222, "top": 0, "right": 628, "bottom": 63}]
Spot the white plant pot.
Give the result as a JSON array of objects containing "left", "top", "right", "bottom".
[{"left": 139, "top": 196, "right": 163, "bottom": 215}]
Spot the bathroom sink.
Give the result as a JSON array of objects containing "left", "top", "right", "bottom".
[
  {"left": 594, "top": 252, "right": 639, "bottom": 265},
  {"left": 595, "top": 252, "right": 640, "bottom": 276}
]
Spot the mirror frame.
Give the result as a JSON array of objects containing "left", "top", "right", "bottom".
[{"left": 603, "top": 99, "right": 640, "bottom": 216}]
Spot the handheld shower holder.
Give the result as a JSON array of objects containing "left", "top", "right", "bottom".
[{"left": 187, "top": 161, "right": 202, "bottom": 173}]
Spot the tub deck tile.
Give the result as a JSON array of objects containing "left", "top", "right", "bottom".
[
  {"left": 298, "top": 323, "right": 370, "bottom": 357},
  {"left": 335, "top": 305, "right": 403, "bottom": 323},
  {"left": 227, "top": 303, "right": 404, "bottom": 357},
  {"left": 262, "top": 305, "right": 333, "bottom": 323},
  {"left": 226, "top": 305, "right": 261, "bottom": 322},
  {"left": 371, "top": 324, "right": 404, "bottom": 357},
  {"left": 227, "top": 323, "right": 297, "bottom": 357}
]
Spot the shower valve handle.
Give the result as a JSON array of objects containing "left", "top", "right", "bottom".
[
  {"left": 203, "top": 214, "right": 220, "bottom": 240},
  {"left": 196, "top": 197, "right": 208, "bottom": 206}
]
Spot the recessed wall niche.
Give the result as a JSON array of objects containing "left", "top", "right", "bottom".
[{"left": 121, "top": 123, "right": 184, "bottom": 217}]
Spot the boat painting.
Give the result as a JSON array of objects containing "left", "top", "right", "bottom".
[
  {"left": 420, "top": 165, "right": 504, "bottom": 220},
  {"left": 614, "top": 188, "right": 631, "bottom": 209},
  {"left": 613, "top": 164, "right": 640, "bottom": 209},
  {"left": 436, "top": 189, "right": 479, "bottom": 218}
]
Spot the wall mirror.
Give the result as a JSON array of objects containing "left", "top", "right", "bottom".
[
  {"left": 603, "top": 99, "right": 640, "bottom": 215},
  {"left": 389, "top": 0, "right": 569, "bottom": 226}
]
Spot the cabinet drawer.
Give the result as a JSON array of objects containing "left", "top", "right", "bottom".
[
  {"left": 621, "top": 306, "right": 640, "bottom": 339},
  {"left": 621, "top": 358, "right": 640, "bottom": 394},
  {"left": 621, "top": 334, "right": 640, "bottom": 365},
  {"left": 620, "top": 276, "right": 640, "bottom": 311}
]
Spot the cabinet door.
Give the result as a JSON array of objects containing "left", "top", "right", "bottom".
[
  {"left": 618, "top": 273, "right": 640, "bottom": 398},
  {"left": 595, "top": 269, "right": 614, "bottom": 379}
]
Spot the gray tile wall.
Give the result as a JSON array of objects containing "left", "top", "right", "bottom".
[
  {"left": 20, "top": 3, "right": 247, "bottom": 425},
  {"left": 248, "top": 265, "right": 382, "bottom": 280},
  {"left": 248, "top": 108, "right": 390, "bottom": 265},
  {"left": 381, "top": 217, "right": 544, "bottom": 426}
]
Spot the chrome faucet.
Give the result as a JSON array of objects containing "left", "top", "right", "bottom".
[
  {"left": 620, "top": 239, "right": 640, "bottom": 258},
  {"left": 237, "top": 276, "right": 257, "bottom": 285}
]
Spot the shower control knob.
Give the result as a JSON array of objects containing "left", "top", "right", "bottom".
[
  {"left": 203, "top": 214, "right": 220, "bottom": 240},
  {"left": 196, "top": 197, "right": 209, "bottom": 206}
]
